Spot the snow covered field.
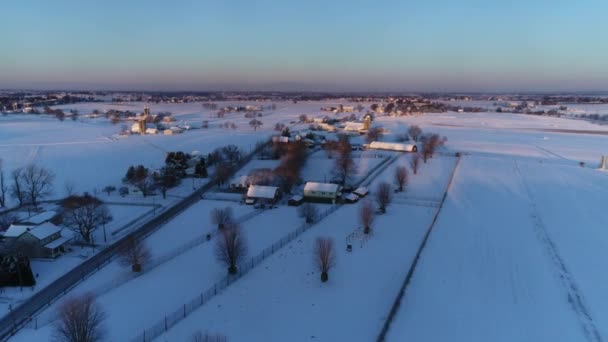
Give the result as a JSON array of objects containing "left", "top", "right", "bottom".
[{"left": 3, "top": 102, "right": 608, "bottom": 341}]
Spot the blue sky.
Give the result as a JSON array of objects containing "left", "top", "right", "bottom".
[{"left": 1, "top": 0, "right": 607, "bottom": 92}]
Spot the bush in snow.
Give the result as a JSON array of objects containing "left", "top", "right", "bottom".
[
  {"left": 298, "top": 202, "right": 319, "bottom": 224},
  {"left": 314, "top": 237, "right": 335, "bottom": 283},
  {"left": 375, "top": 182, "right": 392, "bottom": 214},
  {"left": 215, "top": 224, "right": 247, "bottom": 275},
  {"left": 118, "top": 236, "right": 152, "bottom": 272},
  {"left": 211, "top": 207, "right": 234, "bottom": 230},
  {"left": 359, "top": 200, "right": 375, "bottom": 235},
  {"left": 394, "top": 165, "right": 408, "bottom": 192},
  {"left": 54, "top": 293, "right": 106, "bottom": 342}
]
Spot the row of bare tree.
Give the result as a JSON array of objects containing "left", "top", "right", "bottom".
[{"left": 0, "top": 161, "right": 55, "bottom": 208}]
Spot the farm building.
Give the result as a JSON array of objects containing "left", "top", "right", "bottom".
[
  {"left": 246, "top": 185, "right": 281, "bottom": 205},
  {"left": 303, "top": 182, "right": 341, "bottom": 204},
  {"left": 17, "top": 211, "right": 57, "bottom": 226},
  {"left": 343, "top": 122, "right": 366, "bottom": 133},
  {"left": 3, "top": 222, "right": 72, "bottom": 258},
  {"left": 365, "top": 141, "right": 417, "bottom": 152}
]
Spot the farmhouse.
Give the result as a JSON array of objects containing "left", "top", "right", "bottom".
[
  {"left": 365, "top": 141, "right": 418, "bottom": 152},
  {"left": 246, "top": 185, "right": 281, "bottom": 205},
  {"left": 303, "top": 182, "right": 341, "bottom": 204},
  {"left": 3, "top": 222, "right": 72, "bottom": 258}
]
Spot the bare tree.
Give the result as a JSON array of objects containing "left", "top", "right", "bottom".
[
  {"left": 0, "top": 159, "right": 6, "bottom": 207},
  {"left": 0, "top": 212, "right": 18, "bottom": 231},
  {"left": 214, "top": 162, "right": 232, "bottom": 187},
  {"left": 211, "top": 207, "right": 234, "bottom": 230},
  {"left": 410, "top": 153, "right": 421, "bottom": 175},
  {"left": 118, "top": 236, "right": 151, "bottom": 272},
  {"left": 298, "top": 203, "right": 319, "bottom": 224},
  {"left": 192, "top": 331, "right": 228, "bottom": 342},
  {"left": 64, "top": 181, "right": 75, "bottom": 197},
  {"left": 54, "top": 293, "right": 106, "bottom": 342},
  {"left": 21, "top": 164, "right": 55, "bottom": 207},
  {"left": 314, "top": 237, "right": 335, "bottom": 282},
  {"left": 394, "top": 166, "right": 408, "bottom": 192},
  {"left": 298, "top": 114, "right": 308, "bottom": 123},
  {"left": 408, "top": 125, "right": 422, "bottom": 142},
  {"left": 249, "top": 119, "right": 263, "bottom": 131},
  {"left": 359, "top": 200, "right": 375, "bottom": 234},
  {"left": 10, "top": 167, "right": 25, "bottom": 207},
  {"left": 61, "top": 195, "right": 112, "bottom": 244},
  {"left": 215, "top": 224, "right": 247, "bottom": 274},
  {"left": 375, "top": 182, "right": 392, "bottom": 214},
  {"left": 332, "top": 137, "right": 357, "bottom": 186}
]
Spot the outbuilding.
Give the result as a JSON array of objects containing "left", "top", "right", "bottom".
[
  {"left": 343, "top": 193, "right": 359, "bottom": 204},
  {"left": 365, "top": 141, "right": 417, "bottom": 152},
  {"left": 303, "top": 182, "right": 341, "bottom": 204},
  {"left": 246, "top": 185, "right": 281, "bottom": 205},
  {"left": 353, "top": 187, "right": 369, "bottom": 198}
]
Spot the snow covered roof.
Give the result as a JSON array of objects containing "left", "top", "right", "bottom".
[
  {"left": 368, "top": 141, "right": 417, "bottom": 152},
  {"left": 272, "top": 136, "right": 289, "bottom": 143},
  {"left": 28, "top": 222, "right": 61, "bottom": 240},
  {"left": 289, "top": 195, "right": 303, "bottom": 201},
  {"left": 44, "top": 230, "right": 73, "bottom": 249},
  {"left": 344, "top": 122, "right": 365, "bottom": 132},
  {"left": 3, "top": 224, "right": 33, "bottom": 238},
  {"left": 344, "top": 193, "right": 359, "bottom": 201},
  {"left": 353, "top": 187, "right": 369, "bottom": 197},
  {"left": 247, "top": 185, "right": 279, "bottom": 199},
  {"left": 21, "top": 211, "right": 56, "bottom": 225},
  {"left": 304, "top": 182, "right": 340, "bottom": 193}
]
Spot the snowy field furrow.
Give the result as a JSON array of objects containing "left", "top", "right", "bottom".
[{"left": 387, "top": 156, "right": 586, "bottom": 342}]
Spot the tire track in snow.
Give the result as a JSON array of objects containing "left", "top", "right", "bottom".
[{"left": 514, "top": 160, "right": 603, "bottom": 342}]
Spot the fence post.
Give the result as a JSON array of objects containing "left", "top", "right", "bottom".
[
  {"left": 164, "top": 316, "right": 167, "bottom": 331},
  {"left": 200, "top": 293, "right": 203, "bottom": 305},
  {"left": 183, "top": 304, "right": 186, "bottom": 318},
  {"left": 143, "top": 330, "right": 146, "bottom": 342}
]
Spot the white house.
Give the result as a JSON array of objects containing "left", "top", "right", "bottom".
[
  {"left": 3, "top": 222, "right": 72, "bottom": 258},
  {"left": 365, "top": 141, "right": 417, "bottom": 152},
  {"left": 303, "top": 182, "right": 341, "bottom": 204}
]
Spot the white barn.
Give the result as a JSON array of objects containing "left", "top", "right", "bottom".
[{"left": 365, "top": 141, "right": 417, "bottom": 152}]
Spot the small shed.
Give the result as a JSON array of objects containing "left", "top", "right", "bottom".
[
  {"left": 353, "top": 187, "right": 369, "bottom": 198},
  {"left": 288, "top": 195, "right": 304, "bottom": 206},
  {"left": 246, "top": 185, "right": 281, "bottom": 205},
  {"left": 343, "top": 193, "right": 359, "bottom": 204},
  {"left": 303, "top": 182, "right": 341, "bottom": 204}
]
